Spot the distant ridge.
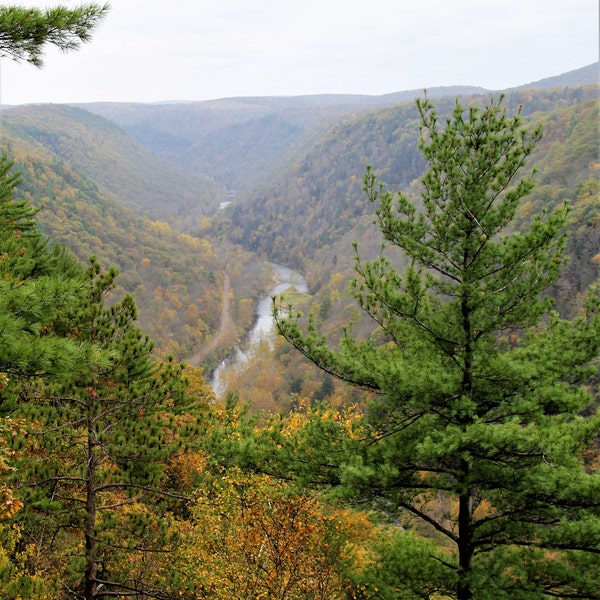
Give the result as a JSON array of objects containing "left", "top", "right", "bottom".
[
  {"left": 76, "top": 63, "right": 598, "bottom": 193},
  {"left": 509, "top": 62, "right": 599, "bottom": 90},
  {"left": 377, "top": 85, "right": 489, "bottom": 105}
]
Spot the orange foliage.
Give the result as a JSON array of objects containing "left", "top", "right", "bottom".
[{"left": 0, "top": 409, "right": 24, "bottom": 521}]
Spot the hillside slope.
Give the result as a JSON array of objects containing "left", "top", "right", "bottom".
[
  {"left": 78, "top": 63, "right": 598, "bottom": 195},
  {"left": 0, "top": 109, "right": 277, "bottom": 362},
  {"left": 217, "top": 85, "right": 599, "bottom": 270},
  {"left": 512, "top": 61, "right": 599, "bottom": 90},
  {"left": 1, "top": 104, "right": 221, "bottom": 227},
  {"left": 80, "top": 86, "right": 490, "bottom": 191}
]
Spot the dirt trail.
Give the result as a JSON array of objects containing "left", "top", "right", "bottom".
[{"left": 186, "top": 273, "right": 232, "bottom": 367}]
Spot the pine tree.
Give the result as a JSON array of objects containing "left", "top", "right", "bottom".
[
  {"left": 0, "top": 153, "right": 88, "bottom": 384},
  {"left": 275, "top": 97, "right": 600, "bottom": 599},
  {"left": 0, "top": 3, "right": 109, "bottom": 67},
  {"left": 0, "top": 154, "right": 108, "bottom": 596},
  {"left": 15, "top": 257, "right": 201, "bottom": 600},
  {"left": 0, "top": 159, "right": 203, "bottom": 599}
]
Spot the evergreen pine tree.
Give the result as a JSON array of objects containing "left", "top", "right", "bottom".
[
  {"left": 0, "top": 3, "right": 109, "bottom": 67},
  {"left": 275, "top": 97, "right": 600, "bottom": 599},
  {"left": 0, "top": 158, "right": 202, "bottom": 599},
  {"left": 15, "top": 257, "right": 200, "bottom": 600},
  {"left": 0, "top": 154, "right": 107, "bottom": 596},
  {"left": 0, "top": 153, "right": 88, "bottom": 384}
]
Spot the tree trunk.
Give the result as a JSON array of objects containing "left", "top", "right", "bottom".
[
  {"left": 457, "top": 488, "right": 474, "bottom": 600},
  {"left": 85, "top": 394, "right": 98, "bottom": 600}
]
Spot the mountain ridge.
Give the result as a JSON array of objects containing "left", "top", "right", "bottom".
[
  {"left": 1, "top": 103, "right": 221, "bottom": 226},
  {"left": 75, "top": 62, "right": 598, "bottom": 191}
]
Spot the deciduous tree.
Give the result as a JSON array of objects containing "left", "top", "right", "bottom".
[{"left": 168, "top": 467, "right": 352, "bottom": 599}]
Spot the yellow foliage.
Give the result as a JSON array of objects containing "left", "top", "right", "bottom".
[
  {"left": 0, "top": 485, "right": 22, "bottom": 520},
  {"left": 0, "top": 416, "right": 25, "bottom": 521},
  {"left": 177, "top": 231, "right": 203, "bottom": 250},
  {"left": 166, "top": 450, "right": 209, "bottom": 490},
  {"left": 166, "top": 470, "right": 353, "bottom": 598},
  {"left": 149, "top": 220, "right": 172, "bottom": 236},
  {"left": 519, "top": 199, "right": 534, "bottom": 218}
]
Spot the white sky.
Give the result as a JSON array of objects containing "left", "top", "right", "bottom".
[{"left": 1, "top": 0, "right": 598, "bottom": 105}]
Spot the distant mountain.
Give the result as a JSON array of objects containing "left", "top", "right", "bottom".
[
  {"left": 510, "top": 62, "right": 599, "bottom": 90},
  {"left": 78, "top": 64, "right": 598, "bottom": 195},
  {"left": 79, "top": 85, "right": 490, "bottom": 192}
]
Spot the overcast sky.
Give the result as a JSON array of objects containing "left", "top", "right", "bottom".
[{"left": 1, "top": 0, "right": 598, "bottom": 105}]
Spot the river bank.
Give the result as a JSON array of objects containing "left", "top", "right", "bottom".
[{"left": 209, "top": 263, "right": 308, "bottom": 398}]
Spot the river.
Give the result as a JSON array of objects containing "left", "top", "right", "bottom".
[{"left": 209, "top": 263, "right": 308, "bottom": 398}]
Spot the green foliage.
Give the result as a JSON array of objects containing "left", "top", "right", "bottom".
[
  {"left": 0, "top": 3, "right": 109, "bottom": 67},
  {"left": 0, "top": 157, "right": 209, "bottom": 597},
  {"left": 12, "top": 256, "right": 206, "bottom": 598},
  {"left": 347, "top": 529, "right": 456, "bottom": 599},
  {"left": 0, "top": 154, "right": 90, "bottom": 382},
  {"left": 273, "top": 97, "right": 600, "bottom": 598}
]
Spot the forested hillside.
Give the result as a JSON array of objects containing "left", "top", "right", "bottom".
[
  {"left": 218, "top": 85, "right": 599, "bottom": 270},
  {"left": 1, "top": 104, "right": 220, "bottom": 225},
  {"left": 78, "top": 63, "right": 597, "bottom": 195},
  {"left": 81, "top": 86, "right": 488, "bottom": 191},
  {"left": 0, "top": 106, "right": 271, "bottom": 362},
  {"left": 0, "top": 78, "right": 597, "bottom": 390}
]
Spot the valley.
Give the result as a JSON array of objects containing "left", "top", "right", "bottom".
[
  {"left": 209, "top": 263, "right": 309, "bottom": 397},
  {"left": 0, "top": 63, "right": 598, "bottom": 406},
  {"left": 0, "top": 56, "right": 598, "bottom": 598}
]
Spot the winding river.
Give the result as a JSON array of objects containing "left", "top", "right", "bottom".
[{"left": 209, "top": 263, "right": 308, "bottom": 398}]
